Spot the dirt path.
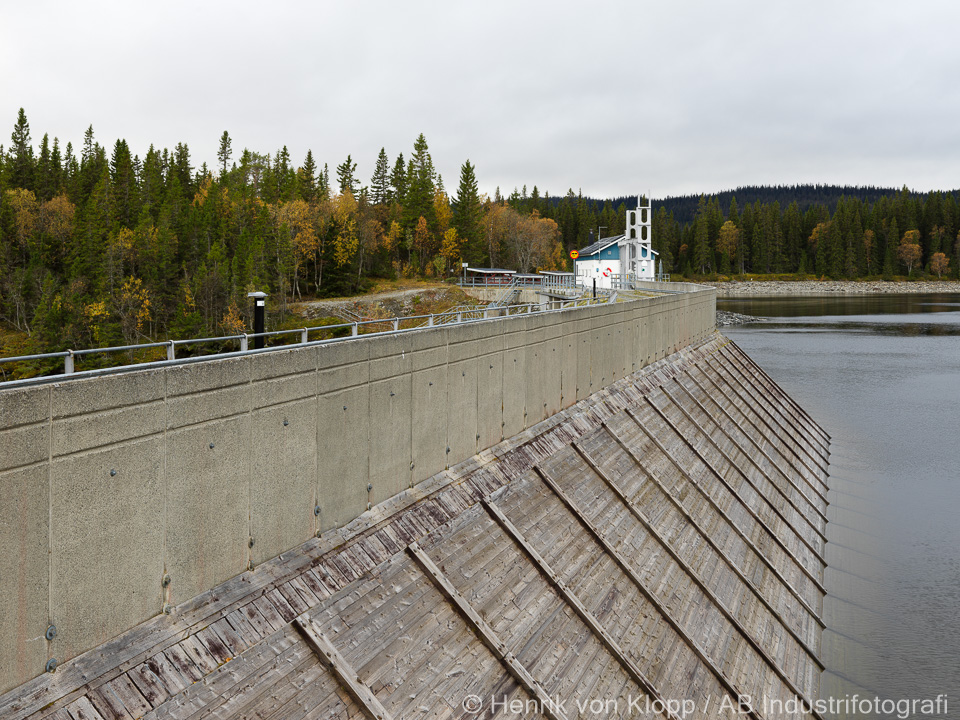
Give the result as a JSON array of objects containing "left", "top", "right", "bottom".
[{"left": 292, "top": 283, "right": 479, "bottom": 320}]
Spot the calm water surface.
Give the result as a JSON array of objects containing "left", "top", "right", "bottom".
[{"left": 720, "top": 294, "right": 960, "bottom": 720}]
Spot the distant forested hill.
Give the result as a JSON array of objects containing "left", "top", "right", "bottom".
[
  {"left": 580, "top": 185, "right": 957, "bottom": 225},
  {"left": 652, "top": 185, "right": 952, "bottom": 225}
]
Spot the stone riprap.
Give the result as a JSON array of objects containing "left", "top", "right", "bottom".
[
  {"left": 708, "top": 280, "right": 960, "bottom": 296},
  {"left": 717, "top": 310, "right": 761, "bottom": 326}
]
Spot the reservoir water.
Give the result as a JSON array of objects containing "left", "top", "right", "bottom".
[{"left": 719, "top": 294, "right": 960, "bottom": 720}]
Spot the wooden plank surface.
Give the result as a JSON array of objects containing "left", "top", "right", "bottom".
[
  {"left": 625, "top": 407, "right": 825, "bottom": 628},
  {"left": 294, "top": 616, "right": 395, "bottom": 720},
  {"left": 406, "top": 542, "right": 569, "bottom": 720},
  {"left": 567, "top": 446, "right": 825, "bottom": 717},
  {"left": 679, "top": 372, "right": 829, "bottom": 509},
  {"left": 641, "top": 397, "right": 828, "bottom": 596}
]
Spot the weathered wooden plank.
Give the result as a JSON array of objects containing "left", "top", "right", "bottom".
[
  {"left": 481, "top": 501, "right": 694, "bottom": 720},
  {"left": 43, "top": 711, "right": 73, "bottom": 720},
  {"left": 125, "top": 663, "right": 170, "bottom": 709},
  {"left": 198, "top": 651, "right": 318, "bottom": 720},
  {"left": 253, "top": 654, "right": 335, "bottom": 720},
  {"left": 625, "top": 407, "right": 825, "bottom": 629},
  {"left": 712, "top": 353, "right": 829, "bottom": 472},
  {"left": 193, "top": 627, "right": 233, "bottom": 668},
  {"left": 641, "top": 397, "right": 828, "bottom": 596},
  {"left": 725, "top": 341, "right": 830, "bottom": 445},
  {"left": 217, "top": 611, "right": 257, "bottom": 653},
  {"left": 105, "top": 675, "right": 151, "bottom": 720},
  {"left": 243, "top": 596, "right": 286, "bottom": 634},
  {"left": 143, "top": 652, "right": 190, "bottom": 696},
  {"left": 680, "top": 372, "right": 828, "bottom": 509},
  {"left": 691, "top": 365, "right": 828, "bottom": 496},
  {"left": 660, "top": 384, "right": 829, "bottom": 553},
  {"left": 157, "top": 645, "right": 202, "bottom": 686},
  {"left": 670, "top": 377, "right": 828, "bottom": 526},
  {"left": 406, "top": 542, "right": 570, "bottom": 720},
  {"left": 177, "top": 635, "right": 220, "bottom": 677},
  {"left": 502, "top": 473, "right": 764, "bottom": 720},
  {"left": 43, "top": 711, "right": 74, "bottom": 720},
  {"left": 721, "top": 347, "right": 831, "bottom": 469},
  {"left": 146, "top": 626, "right": 303, "bottom": 720},
  {"left": 265, "top": 587, "right": 298, "bottom": 623},
  {"left": 85, "top": 684, "right": 132, "bottom": 720},
  {"left": 565, "top": 447, "right": 825, "bottom": 717},
  {"left": 648, "top": 390, "right": 821, "bottom": 575},
  {"left": 207, "top": 617, "right": 248, "bottom": 659},
  {"left": 294, "top": 615, "right": 396, "bottom": 720},
  {"left": 64, "top": 696, "right": 105, "bottom": 720}
]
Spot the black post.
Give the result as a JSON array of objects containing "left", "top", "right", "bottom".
[
  {"left": 248, "top": 291, "right": 268, "bottom": 349},
  {"left": 592, "top": 278, "right": 596, "bottom": 299}
]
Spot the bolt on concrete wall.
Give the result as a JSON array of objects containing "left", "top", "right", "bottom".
[{"left": 0, "top": 288, "right": 715, "bottom": 693}]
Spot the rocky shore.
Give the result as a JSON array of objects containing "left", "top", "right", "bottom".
[
  {"left": 717, "top": 310, "right": 761, "bottom": 326},
  {"left": 706, "top": 280, "right": 960, "bottom": 296}
]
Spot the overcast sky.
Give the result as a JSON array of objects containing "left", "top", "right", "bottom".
[{"left": 3, "top": 0, "right": 958, "bottom": 199}]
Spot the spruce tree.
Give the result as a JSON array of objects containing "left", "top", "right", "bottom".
[
  {"left": 110, "top": 139, "right": 138, "bottom": 227},
  {"left": 452, "top": 160, "right": 484, "bottom": 265},
  {"left": 402, "top": 134, "right": 437, "bottom": 233},
  {"left": 36, "top": 133, "right": 53, "bottom": 200},
  {"left": 336, "top": 154, "right": 358, "bottom": 195},
  {"left": 50, "top": 137, "right": 63, "bottom": 195},
  {"left": 882, "top": 218, "right": 898, "bottom": 277},
  {"left": 173, "top": 142, "right": 193, "bottom": 200},
  {"left": 275, "top": 146, "right": 295, "bottom": 200},
  {"left": 692, "top": 195, "right": 711, "bottom": 274},
  {"left": 370, "top": 147, "right": 390, "bottom": 205},
  {"left": 318, "top": 163, "right": 330, "bottom": 200},
  {"left": 389, "top": 153, "right": 407, "bottom": 205},
  {"left": 217, "top": 131, "right": 232, "bottom": 177},
  {"left": 299, "top": 150, "right": 317, "bottom": 201},
  {"left": 9, "top": 107, "right": 33, "bottom": 190}
]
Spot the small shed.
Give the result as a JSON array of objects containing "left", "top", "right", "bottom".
[{"left": 464, "top": 267, "right": 516, "bottom": 287}]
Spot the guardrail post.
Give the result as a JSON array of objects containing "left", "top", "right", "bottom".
[
  {"left": 167, "top": 341, "right": 175, "bottom": 361},
  {"left": 393, "top": 318, "right": 399, "bottom": 331},
  {"left": 240, "top": 334, "right": 249, "bottom": 352},
  {"left": 352, "top": 323, "right": 358, "bottom": 336},
  {"left": 483, "top": 308, "right": 489, "bottom": 319},
  {"left": 457, "top": 311, "right": 463, "bottom": 323},
  {"left": 428, "top": 314, "right": 434, "bottom": 327},
  {"left": 301, "top": 327, "right": 309, "bottom": 344},
  {"left": 64, "top": 350, "right": 74, "bottom": 375}
]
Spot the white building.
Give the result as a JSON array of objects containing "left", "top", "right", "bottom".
[{"left": 574, "top": 197, "right": 658, "bottom": 289}]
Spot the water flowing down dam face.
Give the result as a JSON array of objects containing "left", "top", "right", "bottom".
[
  {"left": 0, "top": 327, "right": 832, "bottom": 720},
  {"left": 721, "top": 293, "right": 960, "bottom": 720}
]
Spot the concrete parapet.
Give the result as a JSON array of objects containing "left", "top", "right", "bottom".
[{"left": 0, "top": 287, "right": 716, "bottom": 693}]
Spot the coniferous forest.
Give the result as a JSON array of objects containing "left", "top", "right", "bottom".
[{"left": 2, "top": 107, "right": 959, "bottom": 363}]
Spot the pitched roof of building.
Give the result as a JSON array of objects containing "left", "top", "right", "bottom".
[
  {"left": 577, "top": 235, "right": 624, "bottom": 257},
  {"left": 0, "top": 335, "right": 830, "bottom": 720}
]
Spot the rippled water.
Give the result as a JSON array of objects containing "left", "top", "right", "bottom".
[{"left": 720, "top": 294, "right": 960, "bottom": 720}]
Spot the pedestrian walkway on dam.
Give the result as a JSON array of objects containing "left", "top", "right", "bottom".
[{"left": 0, "top": 334, "right": 831, "bottom": 720}]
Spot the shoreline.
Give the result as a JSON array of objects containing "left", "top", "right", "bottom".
[{"left": 702, "top": 279, "right": 960, "bottom": 296}]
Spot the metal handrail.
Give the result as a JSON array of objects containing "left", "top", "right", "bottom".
[
  {"left": 0, "top": 294, "right": 635, "bottom": 384},
  {"left": 488, "top": 278, "right": 522, "bottom": 308}
]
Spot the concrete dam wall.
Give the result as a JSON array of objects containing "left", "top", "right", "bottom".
[
  {"left": 0, "top": 330, "right": 830, "bottom": 720},
  {"left": 0, "top": 285, "right": 715, "bottom": 693}
]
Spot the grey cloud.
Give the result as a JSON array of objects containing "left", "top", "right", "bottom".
[{"left": 2, "top": 0, "right": 958, "bottom": 198}]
